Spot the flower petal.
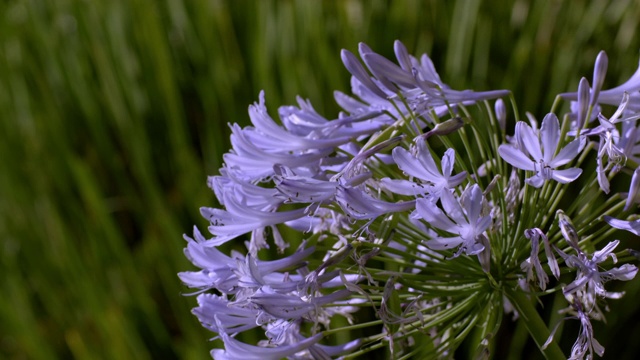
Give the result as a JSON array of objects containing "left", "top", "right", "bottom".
[
  {"left": 498, "top": 145, "right": 536, "bottom": 171},
  {"left": 548, "top": 137, "right": 585, "bottom": 168},
  {"left": 540, "top": 113, "right": 560, "bottom": 163},
  {"left": 517, "top": 121, "right": 543, "bottom": 161},
  {"left": 604, "top": 216, "right": 640, "bottom": 236},
  {"left": 551, "top": 168, "right": 582, "bottom": 184}
]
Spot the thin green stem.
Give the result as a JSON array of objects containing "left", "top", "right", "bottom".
[{"left": 504, "top": 287, "right": 566, "bottom": 360}]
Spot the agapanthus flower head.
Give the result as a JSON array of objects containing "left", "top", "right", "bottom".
[
  {"left": 181, "top": 41, "right": 640, "bottom": 360},
  {"left": 499, "top": 113, "right": 586, "bottom": 188}
]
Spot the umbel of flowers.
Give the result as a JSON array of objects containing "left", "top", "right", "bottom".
[{"left": 179, "top": 41, "right": 640, "bottom": 359}]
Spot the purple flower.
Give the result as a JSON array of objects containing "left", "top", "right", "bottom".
[
  {"left": 224, "top": 121, "right": 331, "bottom": 182},
  {"left": 414, "top": 184, "right": 492, "bottom": 270},
  {"left": 200, "top": 192, "right": 307, "bottom": 242},
  {"left": 562, "top": 51, "right": 640, "bottom": 111},
  {"left": 556, "top": 240, "right": 638, "bottom": 309},
  {"left": 521, "top": 228, "right": 560, "bottom": 291},
  {"left": 388, "top": 139, "right": 467, "bottom": 200},
  {"left": 569, "top": 301, "right": 605, "bottom": 360},
  {"left": 340, "top": 41, "right": 508, "bottom": 121},
  {"left": 336, "top": 185, "right": 415, "bottom": 221},
  {"left": 178, "top": 227, "right": 315, "bottom": 293},
  {"left": 498, "top": 113, "right": 585, "bottom": 188},
  {"left": 575, "top": 93, "right": 640, "bottom": 192},
  {"left": 193, "top": 294, "right": 262, "bottom": 334},
  {"left": 210, "top": 330, "right": 323, "bottom": 360},
  {"left": 273, "top": 165, "right": 338, "bottom": 204}
]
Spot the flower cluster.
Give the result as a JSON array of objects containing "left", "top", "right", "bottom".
[{"left": 180, "top": 42, "right": 640, "bottom": 359}]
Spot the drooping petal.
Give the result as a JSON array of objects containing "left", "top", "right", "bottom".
[
  {"left": 525, "top": 173, "right": 545, "bottom": 188},
  {"left": 602, "top": 264, "right": 638, "bottom": 281},
  {"left": 211, "top": 331, "right": 323, "bottom": 360},
  {"left": 604, "top": 216, "right": 640, "bottom": 235}
]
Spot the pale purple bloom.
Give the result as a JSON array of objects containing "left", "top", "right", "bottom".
[
  {"left": 211, "top": 330, "right": 323, "bottom": 360},
  {"left": 244, "top": 92, "right": 353, "bottom": 151},
  {"left": 201, "top": 192, "right": 306, "bottom": 242},
  {"left": 498, "top": 113, "right": 585, "bottom": 188},
  {"left": 331, "top": 136, "right": 401, "bottom": 181},
  {"left": 209, "top": 169, "right": 281, "bottom": 210},
  {"left": 543, "top": 299, "right": 605, "bottom": 360},
  {"left": 224, "top": 122, "right": 330, "bottom": 181},
  {"left": 341, "top": 40, "right": 508, "bottom": 121},
  {"left": 249, "top": 287, "right": 351, "bottom": 320},
  {"left": 263, "top": 321, "right": 361, "bottom": 358},
  {"left": 273, "top": 165, "right": 338, "bottom": 204},
  {"left": 336, "top": 185, "right": 415, "bottom": 221},
  {"left": 278, "top": 96, "right": 384, "bottom": 138},
  {"left": 590, "top": 51, "right": 608, "bottom": 107},
  {"left": 178, "top": 227, "right": 315, "bottom": 294},
  {"left": 615, "top": 120, "right": 640, "bottom": 165},
  {"left": 562, "top": 51, "right": 640, "bottom": 111},
  {"left": 575, "top": 93, "right": 640, "bottom": 192},
  {"left": 415, "top": 184, "right": 491, "bottom": 263},
  {"left": 556, "top": 240, "right": 638, "bottom": 309},
  {"left": 193, "top": 294, "right": 262, "bottom": 334},
  {"left": 521, "top": 228, "right": 560, "bottom": 291},
  {"left": 390, "top": 139, "right": 467, "bottom": 200},
  {"left": 569, "top": 302, "right": 605, "bottom": 360}
]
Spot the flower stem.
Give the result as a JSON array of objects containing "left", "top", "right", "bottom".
[{"left": 504, "top": 287, "right": 565, "bottom": 360}]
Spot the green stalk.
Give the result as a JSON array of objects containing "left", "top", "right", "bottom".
[{"left": 504, "top": 287, "right": 565, "bottom": 360}]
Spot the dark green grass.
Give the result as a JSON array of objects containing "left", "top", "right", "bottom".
[{"left": 2, "top": 0, "right": 640, "bottom": 358}]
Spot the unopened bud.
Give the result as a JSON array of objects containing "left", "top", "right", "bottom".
[
  {"left": 577, "top": 77, "right": 590, "bottom": 129},
  {"left": 419, "top": 117, "right": 464, "bottom": 140},
  {"left": 557, "top": 210, "right": 580, "bottom": 250},
  {"left": 495, "top": 99, "right": 507, "bottom": 131},
  {"left": 590, "top": 50, "right": 608, "bottom": 107}
]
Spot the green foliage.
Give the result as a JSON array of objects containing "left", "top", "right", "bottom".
[{"left": 2, "top": 0, "right": 640, "bottom": 358}]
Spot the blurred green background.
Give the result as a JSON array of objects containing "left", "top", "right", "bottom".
[{"left": 2, "top": 0, "right": 640, "bottom": 358}]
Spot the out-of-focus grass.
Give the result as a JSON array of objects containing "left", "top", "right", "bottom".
[{"left": 1, "top": 0, "right": 640, "bottom": 359}]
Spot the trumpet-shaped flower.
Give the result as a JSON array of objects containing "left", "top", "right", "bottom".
[
  {"left": 386, "top": 139, "right": 467, "bottom": 200},
  {"left": 521, "top": 228, "right": 560, "bottom": 291},
  {"left": 414, "top": 184, "right": 491, "bottom": 261},
  {"left": 498, "top": 113, "right": 585, "bottom": 188},
  {"left": 211, "top": 329, "right": 323, "bottom": 360},
  {"left": 575, "top": 93, "right": 640, "bottom": 192},
  {"left": 556, "top": 240, "right": 638, "bottom": 310}
]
